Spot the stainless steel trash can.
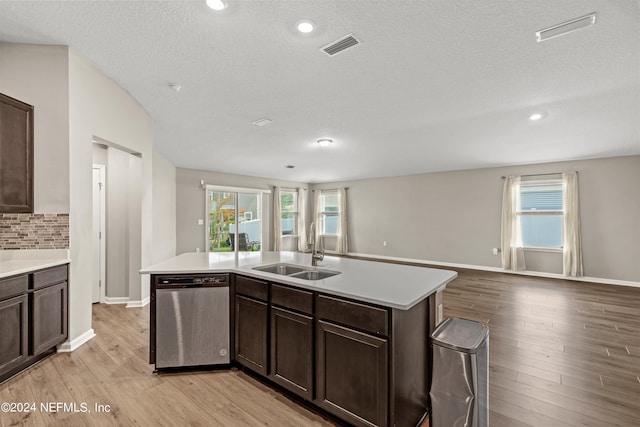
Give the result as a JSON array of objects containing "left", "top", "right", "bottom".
[{"left": 430, "top": 317, "right": 489, "bottom": 427}]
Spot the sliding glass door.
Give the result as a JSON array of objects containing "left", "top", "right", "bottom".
[{"left": 208, "top": 189, "right": 262, "bottom": 253}]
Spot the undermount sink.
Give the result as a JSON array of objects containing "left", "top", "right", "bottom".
[
  {"left": 252, "top": 263, "right": 341, "bottom": 281},
  {"left": 289, "top": 269, "right": 341, "bottom": 280},
  {"left": 252, "top": 263, "right": 306, "bottom": 275}
]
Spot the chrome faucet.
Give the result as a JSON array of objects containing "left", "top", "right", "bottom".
[{"left": 308, "top": 222, "right": 324, "bottom": 267}]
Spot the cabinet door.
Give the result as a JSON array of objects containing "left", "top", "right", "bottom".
[
  {"left": 316, "top": 320, "right": 388, "bottom": 427},
  {"left": 235, "top": 295, "right": 268, "bottom": 375},
  {"left": 0, "top": 93, "right": 34, "bottom": 213},
  {"left": 269, "top": 306, "right": 313, "bottom": 400},
  {"left": 32, "top": 282, "right": 68, "bottom": 355},
  {"left": 0, "top": 295, "right": 28, "bottom": 377}
]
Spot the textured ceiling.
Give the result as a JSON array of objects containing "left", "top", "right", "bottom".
[{"left": 1, "top": 0, "right": 638, "bottom": 183}]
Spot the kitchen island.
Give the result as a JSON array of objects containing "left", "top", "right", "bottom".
[{"left": 141, "top": 251, "right": 457, "bottom": 427}]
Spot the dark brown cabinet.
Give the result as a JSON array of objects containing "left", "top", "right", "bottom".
[
  {"left": 0, "top": 92, "right": 34, "bottom": 213},
  {"left": 31, "top": 282, "right": 68, "bottom": 355},
  {"left": 269, "top": 283, "right": 314, "bottom": 399},
  {"left": 234, "top": 276, "right": 269, "bottom": 376},
  {"left": 316, "top": 320, "right": 389, "bottom": 427},
  {"left": 315, "top": 295, "right": 390, "bottom": 427},
  {"left": 0, "top": 294, "right": 29, "bottom": 378},
  {"left": 229, "top": 275, "right": 434, "bottom": 427},
  {"left": 270, "top": 306, "right": 314, "bottom": 400},
  {"left": 0, "top": 264, "right": 68, "bottom": 383}
]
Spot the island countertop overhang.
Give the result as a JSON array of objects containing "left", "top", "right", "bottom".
[{"left": 140, "top": 251, "right": 457, "bottom": 310}]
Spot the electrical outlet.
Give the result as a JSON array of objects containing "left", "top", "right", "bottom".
[
  {"left": 492, "top": 247, "right": 500, "bottom": 255},
  {"left": 383, "top": 241, "right": 387, "bottom": 247},
  {"left": 198, "top": 219, "right": 204, "bottom": 225}
]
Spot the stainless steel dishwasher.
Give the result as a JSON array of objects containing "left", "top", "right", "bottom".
[{"left": 155, "top": 274, "right": 230, "bottom": 369}]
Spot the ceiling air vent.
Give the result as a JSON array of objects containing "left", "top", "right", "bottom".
[
  {"left": 536, "top": 13, "right": 597, "bottom": 42},
  {"left": 321, "top": 34, "right": 360, "bottom": 56}
]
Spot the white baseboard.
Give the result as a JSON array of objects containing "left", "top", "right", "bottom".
[
  {"left": 346, "top": 252, "right": 640, "bottom": 288},
  {"left": 126, "top": 296, "right": 150, "bottom": 308},
  {"left": 57, "top": 328, "right": 96, "bottom": 352},
  {"left": 104, "top": 296, "right": 129, "bottom": 305}
]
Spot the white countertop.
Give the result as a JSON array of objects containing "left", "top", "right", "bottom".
[
  {"left": 0, "top": 249, "right": 71, "bottom": 279},
  {"left": 140, "top": 251, "right": 457, "bottom": 310}
]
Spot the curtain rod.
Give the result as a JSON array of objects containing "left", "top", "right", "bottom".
[
  {"left": 278, "top": 186, "right": 307, "bottom": 191},
  {"left": 501, "top": 172, "right": 577, "bottom": 179},
  {"left": 311, "top": 187, "right": 349, "bottom": 191}
]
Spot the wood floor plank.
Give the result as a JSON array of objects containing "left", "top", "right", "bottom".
[
  {"left": 490, "top": 383, "right": 604, "bottom": 427},
  {"left": 489, "top": 395, "right": 572, "bottom": 427},
  {"left": 516, "top": 372, "right": 640, "bottom": 421}
]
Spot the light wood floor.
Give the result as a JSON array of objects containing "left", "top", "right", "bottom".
[{"left": 1, "top": 270, "right": 638, "bottom": 426}]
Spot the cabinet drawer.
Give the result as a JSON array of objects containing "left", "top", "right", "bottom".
[
  {"left": 31, "top": 265, "right": 68, "bottom": 290},
  {"left": 235, "top": 276, "right": 268, "bottom": 301},
  {"left": 317, "top": 294, "right": 389, "bottom": 336},
  {"left": 271, "top": 284, "right": 313, "bottom": 314},
  {"left": 0, "top": 275, "right": 28, "bottom": 301}
]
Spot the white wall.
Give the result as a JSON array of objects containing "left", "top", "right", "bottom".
[
  {"left": 105, "top": 147, "right": 129, "bottom": 299},
  {"left": 127, "top": 154, "right": 143, "bottom": 304},
  {"left": 68, "top": 48, "right": 154, "bottom": 343},
  {"left": 92, "top": 143, "right": 107, "bottom": 164},
  {"left": 151, "top": 150, "right": 176, "bottom": 264},
  {"left": 0, "top": 43, "right": 69, "bottom": 213},
  {"left": 312, "top": 156, "right": 640, "bottom": 283}
]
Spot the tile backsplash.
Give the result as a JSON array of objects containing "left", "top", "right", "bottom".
[{"left": 0, "top": 213, "right": 70, "bottom": 250}]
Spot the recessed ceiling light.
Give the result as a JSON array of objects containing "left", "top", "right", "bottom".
[
  {"left": 536, "top": 13, "right": 596, "bottom": 42},
  {"left": 297, "top": 19, "right": 315, "bottom": 33},
  {"left": 285, "top": 165, "right": 295, "bottom": 169},
  {"left": 317, "top": 138, "right": 333, "bottom": 147},
  {"left": 529, "top": 113, "right": 544, "bottom": 121},
  {"left": 206, "top": 0, "right": 227, "bottom": 11},
  {"left": 168, "top": 83, "right": 182, "bottom": 92}
]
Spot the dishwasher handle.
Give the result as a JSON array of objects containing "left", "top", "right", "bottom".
[{"left": 156, "top": 275, "right": 229, "bottom": 289}]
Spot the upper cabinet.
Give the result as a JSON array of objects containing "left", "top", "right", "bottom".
[{"left": 0, "top": 93, "right": 34, "bottom": 213}]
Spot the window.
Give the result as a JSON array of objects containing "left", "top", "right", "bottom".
[
  {"left": 280, "top": 189, "right": 297, "bottom": 236},
  {"left": 206, "top": 185, "right": 267, "bottom": 253},
  {"left": 518, "top": 180, "right": 563, "bottom": 248},
  {"left": 319, "top": 190, "right": 339, "bottom": 235}
]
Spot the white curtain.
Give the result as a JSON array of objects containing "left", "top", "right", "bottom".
[
  {"left": 562, "top": 172, "right": 583, "bottom": 277},
  {"left": 273, "top": 187, "right": 282, "bottom": 251},
  {"left": 313, "top": 190, "right": 321, "bottom": 251},
  {"left": 336, "top": 188, "right": 348, "bottom": 254},
  {"left": 297, "top": 188, "right": 307, "bottom": 252},
  {"left": 501, "top": 176, "right": 526, "bottom": 271}
]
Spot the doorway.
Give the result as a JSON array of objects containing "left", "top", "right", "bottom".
[
  {"left": 207, "top": 189, "right": 263, "bottom": 253},
  {"left": 92, "top": 140, "right": 143, "bottom": 306}
]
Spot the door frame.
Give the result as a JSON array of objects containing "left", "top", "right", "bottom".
[
  {"left": 92, "top": 164, "right": 106, "bottom": 304},
  {"left": 204, "top": 184, "right": 270, "bottom": 253}
]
